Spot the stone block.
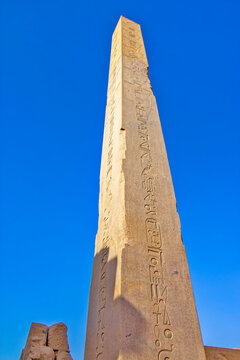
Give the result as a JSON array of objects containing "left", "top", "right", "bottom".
[
  {"left": 48, "top": 323, "right": 69, "bottom": 352},
  {"left": 205, "top": 346, "right": 240, "bottom": 360},
  {"left": 26, "top": 323, "right": 47, "bottom": 346},
  {"left": 21, "top": 344, "right": 55, "bottom": 360},
  {"left": 56, "top": 351, "right": 73, "bottom": 360}
]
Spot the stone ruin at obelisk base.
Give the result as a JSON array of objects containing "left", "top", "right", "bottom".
[
  {"left": 20, "top": 16, "right": 239, "bottom": 360},
  {"left": 83, "top": 16, "right": 240, "bottom": 360},
  {"left": 20, "top": 322, "right": 73, "bottom": 360}
]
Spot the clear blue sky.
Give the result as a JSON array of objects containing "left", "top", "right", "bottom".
[{"left": 0, "top": 0, "right": 239, "bottom": 359}]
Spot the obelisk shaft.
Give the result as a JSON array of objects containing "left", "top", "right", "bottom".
[{"left": 84, "top": 17, "right": 206, "bottom": 360}]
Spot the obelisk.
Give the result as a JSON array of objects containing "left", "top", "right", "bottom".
[{"left": 84, "top": 16, "right": 206, "bottom": 360}]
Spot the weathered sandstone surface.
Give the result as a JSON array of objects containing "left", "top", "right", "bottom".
[
  {"left": 205, "top": 346, "right": 240, "bottom": 360},
  {"left": 20, "top": 322, "right": 72, "bottom": 360}
]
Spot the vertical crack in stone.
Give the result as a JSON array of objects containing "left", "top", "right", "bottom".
[{"left": 46, "top": 327, "right": 49, "bottom": 347}]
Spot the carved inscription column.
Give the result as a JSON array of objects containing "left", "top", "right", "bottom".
[{"left": 84, "top": 17, "right": 207, "bottom": 360}]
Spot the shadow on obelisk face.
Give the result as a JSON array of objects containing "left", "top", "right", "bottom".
[{"left": 85, "top": 247, "right": 146, "bottom": 360}]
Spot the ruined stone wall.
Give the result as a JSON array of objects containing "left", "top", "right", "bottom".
[{"left": 20, "top": 322, "right": 73, "bottom": 360}]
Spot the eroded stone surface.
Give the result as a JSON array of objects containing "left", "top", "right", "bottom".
[
  {"left": 48, "top": 323, "right": 69, "bottom": 352},
  {"left": 21, "top": 344, "right": 55, "bottom": 360},
  {"left": 26, "top": 323, "right": 47, "bottom": 346},
  {"left": 56, "top": 351, "right": 73, "bottom": 360},
  {"left": 20, "top": 322, "right": 72, "bottom": 360},
  {"left": 84, "top": 16, "right": 207, "bottom": 360},
  {"left": 205, "top": 346, "right": 240, "bottom": 360}
]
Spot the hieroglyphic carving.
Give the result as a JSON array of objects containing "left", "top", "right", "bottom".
[
  {"left": 122, "top": 18, "right": 148, "bottom": 64},
  {"left": 96, "top": 210, "right": 111, "bottom": 359},
  {"left": 136, "top": 92, "right": 173, "bottom": 358},
  {"left": 122, "top": 22, "right": 174, "bottom": 358},
  {"left": 105, "top": 109, "right": 114, "bottom": 200},
  {"left": 95, "top": 23, "right": 122, "bottom": 359},
  {"left": 104, "top": 25, "right": 122, "bottom": 201}
]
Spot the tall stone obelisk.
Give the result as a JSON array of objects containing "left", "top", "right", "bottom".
[{"left": 84, "top": 17, "right": 206, "bottom": 360}]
